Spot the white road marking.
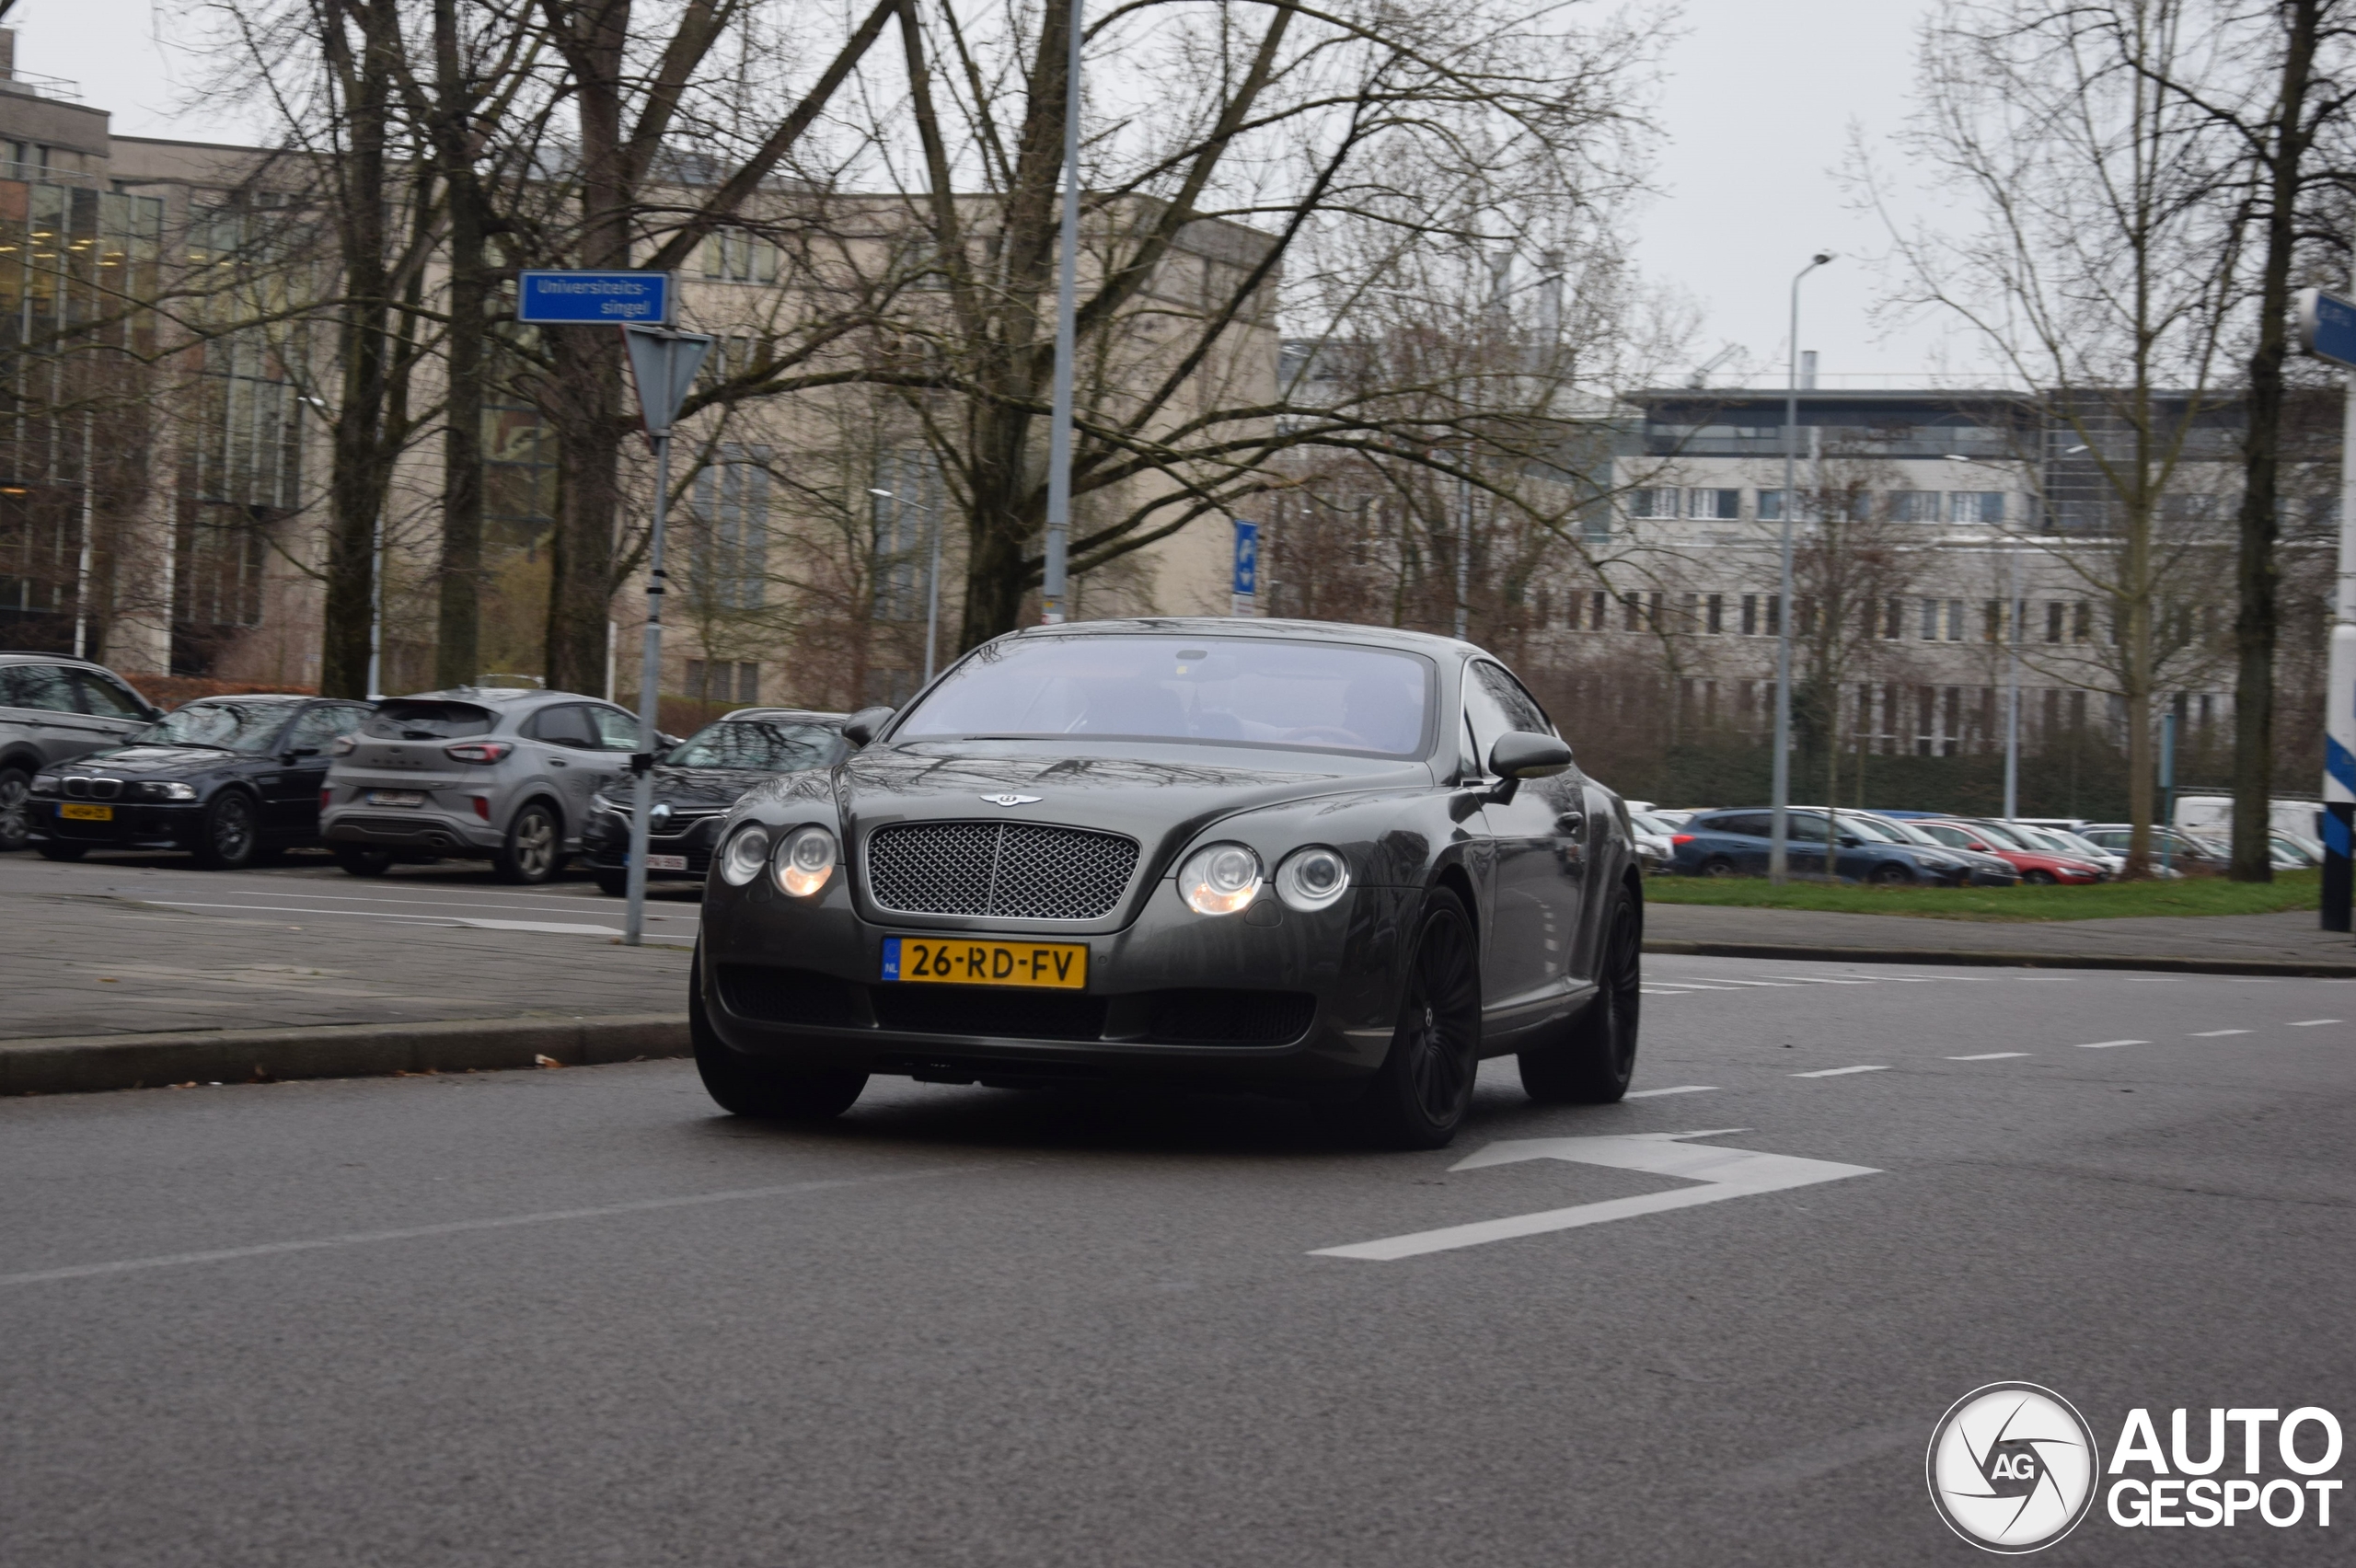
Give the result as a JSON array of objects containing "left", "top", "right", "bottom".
[
  {"left": 1780, "top": 976, "right": 1877, "bottom": 986},
  {"left": 0, "top": 1166, "right": 991, "bottom": 1288},
  {"left": 135, "top": 899, "right": 632, "bottom": 938},
  {"left": 1310, "top": 1132, "right": 1880, "bottom": 1261},
  {"left": 2286, "top": 1019, "right": 2343, "bottom": 1027},
  {"left": 1644, "top": 982, "right": 1750, "bottom": 992},
  {"left": 1689, "top": 977, "right": 1806, "bottom": 987},
  {"left": 1948, "top": 1052, "right": 2028, "bottom": 1060},
  {"left": 1642, "top": 987, "right": 1702, "bottom": 996},
  {"left": 1625, "top": 1085, "right": 1718, "bottom": 1098},
  {"left": 2191, "top": 1029, "right": 2251, "bottom": 1037},
  {"left": 1790, "top": 1065, "right": 1888, "bottom": 1078},
  {"left": 2075, "top": 1039, "right": 2146, "bottom": 1049}
]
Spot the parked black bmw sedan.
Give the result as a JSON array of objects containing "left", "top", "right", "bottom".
[
  {"left": 581, "top": 708, "right": 849, "bottom": 896},
  {"left": 692, "top": 619, "right": 1645, "bottom": 1148},
  {"left": 29, "top": 695, "right": 375, "bottom": 869}
]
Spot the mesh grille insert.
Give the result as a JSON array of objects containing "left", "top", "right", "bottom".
[{"left": 867, "top": 821, "right": 1138, "bottom": 919}]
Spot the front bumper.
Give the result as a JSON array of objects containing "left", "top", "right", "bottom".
[
  {"left": 699, "top": 873, "right": 1417, "bottom": 1090},
  {"left": 33, "top": 799, "right": 202, "bottom": 849},
  {"left": 581, "top": 808, "right": 720, "bottom": 879}
]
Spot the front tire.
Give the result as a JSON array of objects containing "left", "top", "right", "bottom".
[
  {"left": 191, "top": 790, "right": 260, "bottom": 870},
  {"left": 2024, "top": 870, "right": 2057, "bottom": 885},
  {"left": 493, "top": 801, "right": 562, "bottom": 884},
  {"left": 1699, "top": 856, "right": 1735, "bottom": 879},
  {"left": 1357, "top": 885, "right": 1482, "bottom": 1149},
  {"left": 0, "top": 765, "right": 31, "bottom": 852},
  {"left": 1867, "top": 862, "right": 1911, "bottom": 886},
  {"left": 1520, "top": 884, "right": 1642, "bottom": 1103},
  {"left": 691, "top": 951, "right": 867, "bottom": 1119}
]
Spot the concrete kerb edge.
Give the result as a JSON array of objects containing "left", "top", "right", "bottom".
[
  {"left": 0, "top": 1014, "right": 691, "bottom": 1097},
  {"left": 1641, "top": 938, "right": 2356, "bottom": 979}
]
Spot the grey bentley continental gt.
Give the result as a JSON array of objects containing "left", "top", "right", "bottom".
[{"left": 691, "top": 618, "right": 1644, "bottom": 1147}]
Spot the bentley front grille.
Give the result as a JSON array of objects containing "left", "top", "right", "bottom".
[{"left": 866, "top": 821, "right": 1139, "bottom": 920}]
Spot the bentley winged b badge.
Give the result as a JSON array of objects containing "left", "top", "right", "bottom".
[{"left": 981, "top": 793, "right": 1043, "bottom": 807}]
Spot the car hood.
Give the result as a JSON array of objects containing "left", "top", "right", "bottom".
[
  {"left": 58, "top": 744, "right": 257, "bottom": 778},
  {"left": 829, "top": 742, "right": 1427, "bottom": 881},
  {"left": 630, "top": 765, "right": 778, "bottom": 812}
]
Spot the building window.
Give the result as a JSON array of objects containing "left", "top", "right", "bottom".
[
  {"left": 1628, "top": 488, "right": 1679, "bottom": 520},
  {"left": 1882, "top": 597, "right": 1903, "bottom": 639},
  {"left": 1686, "top": 488, "right": 1739, "bottom": 520},
  {"left": 702, "top": 227, "right": 780, "bottom": 283},
  {"left": 871, "top": 449, "right": 943, "bottom": 622},
  {"left": 685, "top": 659, "right": 759, "bottom": 703},
  {"left": 2045, "top": 602, "right": 2064, "bottom": 642},
  {"left": 1950, "top": 490, "right": 2004, "bottom": 524},
  {"left": 687, "top": 444, "right": 771, "bottom": 610},
  {"left": 2072, "top": 600, "right": 2092, "bottom": 643},
  {"left": 1741, "top": 594, "right": 1759, "bottom": 635},
  {"left": 1587, "top": 590, "right": 1606, "bottom": 631},
  {"left": 483, "top": 402, "right": 557, "bottom": 540},
  {"left": 1920, "top": 597, "right": 1939, "bottom": 640},
  {"left": 1758, "top": 489, "right": 1785, "bottom": 522},
  {"left": 1946, "top": 600, "right": 1965, "bottom": 641},
  {"left": 1705, "top": 593, "right": 1724, "bottom": 633},
  {"left": 1888, "top": 490, "right": 1941, "bottom": 524}
]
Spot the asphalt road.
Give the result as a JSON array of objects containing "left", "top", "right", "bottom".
[{"left": 6, "top": 957, "right": 2353, "bottom": 1565}]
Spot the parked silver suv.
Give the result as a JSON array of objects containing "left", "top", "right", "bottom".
[
  {"left": 1, "top": 652, "right": 163, "bottom": 852},
  {"left": 321, "top": 687, "right": 643, "bottom": 882}
]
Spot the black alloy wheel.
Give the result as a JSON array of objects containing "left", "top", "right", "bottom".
[
  {"left": 1868, "top": 861, "right": 1911, "bottom": 886},
  {"left": 334, "top": 846, "right": 395, "bottom": 877},
  {"left": 1521, "top": 884, "right": 1643, "bottom": 1104},
  {"left": 0, "top": 765, "right": 30, "bottom": 852},
  {"left": 494, "top": 801, "right": 561, "bottom": 884},
  {"left": 192, "top": 790, "right": 260, "bottom": 870},
  {"left": 1700, "top": 856, "right": 1736, "bottom": 879},
  {"left": 689, "top": 944, "right": 868, "bottom": 1119},
  {"left": 1358, "top": 885, "right": 1483, "bottom": 1149}
]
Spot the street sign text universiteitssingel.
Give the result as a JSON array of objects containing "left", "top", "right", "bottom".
[{"left": 516, "top": 270, "right": 675, "bottom": 326}]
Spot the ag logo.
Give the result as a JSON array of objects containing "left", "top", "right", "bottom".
[{"left": 1927, "top": 1383, "right": 2101, "bottom": 1552}]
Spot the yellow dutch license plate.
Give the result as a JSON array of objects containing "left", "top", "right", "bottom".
[
  {"left": 61, "top": 802, "right": 112, "bottom": 821},
  {"left": 884, "top": 937, "right": 1087, "bottom": 989}
]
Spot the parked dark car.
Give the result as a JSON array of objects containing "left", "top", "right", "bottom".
[
  {"left": 692, "top": 618, "right": 1646, "bottom": 1148},
  {"left": 1847, "top": 812, "right": 2019, "bottom": 886},
  {"left": 1667, "top": 807, "right": 1973, "bottom": 884},
  {"left": 582, "top": 708, "right": 850, "bottom": 896},
  {"left": 0, "top": 653, "right": 163, "bottom": 852},
  {"left": 28, "top": 695, "right": 375, "bottom": 868}
]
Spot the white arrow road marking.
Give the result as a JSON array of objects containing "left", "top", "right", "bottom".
[{"left": 1309, "top": 1131, "right": 1880, "bottom": 1261}]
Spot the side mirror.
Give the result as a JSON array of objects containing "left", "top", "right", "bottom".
[
  {"left": 656, "top": 732, "right": 686, "bottom": 751},
  {"left": 1838, "top": 833, "right": 1861, "bottom": 847},
  {"left": 841, "top": 705, "right": 895, "bottom": 746},
  {"left": 1488, "top": 731, "right": 1572, "bottom": 780}
]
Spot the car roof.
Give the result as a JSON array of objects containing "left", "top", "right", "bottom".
[
  {"left": 385, "top": 686, "right": 606, "bottom": 707},
  {"left": 0, "top": 651, "right": 122, "bottom": 670},
  {"left": 717, "top": 707, "right": 849, "bottom": 723},
  {"left": 1005, "top": 617, "right": 1482, "bottom": 661},
  {"left": 180, "top": 693, "right": 312, "bottom": 704}
]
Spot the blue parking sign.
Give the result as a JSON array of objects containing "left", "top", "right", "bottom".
[{"left": 1232, "top": 520, "right": 1259, "bottom": 596}]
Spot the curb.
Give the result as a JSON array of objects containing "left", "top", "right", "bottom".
[
  {"left": 0, "top": 1013, "right": 691, "bottom": 1097},
  {"left": 1641, "top": 938, "right": 2356, "bottom": 979}
]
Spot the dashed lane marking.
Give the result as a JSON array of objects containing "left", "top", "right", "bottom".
[
  {"left": 1949, "top": 1052, "right": 2029, "bottom": 1060},
  {"left": 2192, "top": 1030, "right": 2251, "bottom": 1037},
  {"left": 1791, "top": 1065, "right": 1889, "bottom": 1078},
  {"left": 2287, "top": 1019, "right": 2343, "bottom": 1027},
  {"left": 2075, "top": 1039, "right": 2146, "bottom": 1049},
  {"left": 1625, "top": 1085, "right": 1719, "bottom": 1098}
]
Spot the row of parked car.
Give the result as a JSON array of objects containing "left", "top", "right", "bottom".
[
  {"left": 0, "top": 651, "right": 849, "bottom": 890},
  {"left": 1622, "top": 801, "right": 2325, "bottom": 886}
]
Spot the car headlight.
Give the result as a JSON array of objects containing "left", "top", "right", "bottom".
[
  {"left": 1178, "top": 842, "right": 1262, "bottom": 916},
  {"left": 138, "top": 781, "right": 197, "bottom": 801},
  {"left": 29, "top": 774, "right": 58, "bottom": 795},
  {"left": 1275, "top": 846, "right": 1350, "bottom": 912},
  {"left": 719, "top": 824, "right": 770, "bottom": 886},
  {"left": 773, "top": 824, "right": 837, "bottom": 898}
]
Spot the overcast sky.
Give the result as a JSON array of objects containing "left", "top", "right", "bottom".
[{"left": 32, "top": 0, "right": 1963, "bottom": 386}]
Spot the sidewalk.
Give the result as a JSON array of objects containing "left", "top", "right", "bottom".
[{"left": 1644, "top": 902, "right": 2356, "bottom": 974}]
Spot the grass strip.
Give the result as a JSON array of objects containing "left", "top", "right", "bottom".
[{"left": 1644, "top": 869, "right": 2320, "bottom": 922}]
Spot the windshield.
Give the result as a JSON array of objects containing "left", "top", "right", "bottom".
[
  {"left": 1839, "top": 815, "right": 1905, "bottom": 844},
  {"left": 1964, "top": 820, "right": 2029, "bottom": 849},
  {"left": 140, "top": 701, "right": 294, "bottom": 754},
  {"left": 667, "top": 719, "right": 843, "bottom": 771},
  {"left": 895, "top": 635, "right": 1433, "bottom": 757},
  {"left": 2049, "top": 831, "right": 2108, "bottom": 859},
  {"left": 363, "top": 700, "right": 496, "bottom": 740},
  {"left": 1865, "top": 816, "right": 1940, "bottom": 847}
]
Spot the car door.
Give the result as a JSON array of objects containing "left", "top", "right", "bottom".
[
  {"left": 1467, "top": 660, "right": 1585, "bottom": 1014},
  {"left": 583, "top": 704, "right": 644, "bottom": 802},
  {"left": 1, "top": 663, "right": 103, "bottom": 764},
  {"left": 520, "top": 702, "right": 606, "bottom": 829},
  {"left": 68, "top": 669, "right": 159, "bottom": 753},
  {"left": 269, "top": 702, "right": 369, "bottom": 836}
]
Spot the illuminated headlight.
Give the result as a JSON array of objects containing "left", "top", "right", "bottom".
[
  {"left": 139, "top": 781, "right": 197, "bottom": 801},
  {"left": 1179, "top": 842, "right": 1262, "bottom": 916},
  {"left": 719, "top": 824, "right": 770, "bottom": 886},
  {"left": 29, "top": 773, "right": 58, "bottom": 795},
  {"left": 773, "top": 824, "right": 837, "bottom": 898},
  {"left": 1275, "top": 846, "right": 1350, "bottom": 912}
]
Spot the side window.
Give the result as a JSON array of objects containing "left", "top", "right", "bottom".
[
  {"left": 288, "top": 704, "right": 364, "bottom": 753},
  {"left": 1785, "top": 813, "right": 1831, "bottom": 843},
  {"left": 1461, "top": 666, "right": 1519, "bottom": 777},
  {"left": 1710, "top": 813, "right": 1771, "bottom": 838},
  {"left": 1473, "top": 662, "right": 1553, "bottom": 737},
  {"left": 525, "top": 703, "right": 600, "bottom": 749},
  {"left": 72, "top": 670, "right": 150, "bottom": 719},
  {"left": 588, "top": 706, "right": 644, "bottom": 752},
  {"left": 0, "top": 664, "right": 78, "bottom": 712}
]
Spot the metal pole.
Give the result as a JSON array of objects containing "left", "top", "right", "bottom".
[
  {"left": 365, "top": 502, "right": 384, "bottom": 698},
  {"left": 924, "top": 483, "right": 942, "bottom": 685},
  {"left": 1454, "top": 458, "right": 1471, "bottom": 640},
  {"left": 2161, "top": 708, "right": 2177, "bottom": 875},
  {"left": 71, "top": 409, "right": 92, "bottom": 658},
  {"left": 624, "top": 428, "right": 672, "bottom": 948},
  {"left": 1772, "top": 254, "right": 1831, "bottom": 883},
  {"left": 2326, "top": 301, "right": 2356, "bottom": 928},
  {"left": 2004, "top": 541, "right": 2021, "bottom": 819},
  {"left": 1039, "top": 0, "right": 1082, "bottom": 625}
]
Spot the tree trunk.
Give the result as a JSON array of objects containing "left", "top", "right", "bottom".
[{"left": 431, "top": 0, "right": 487, "bottom": 690}]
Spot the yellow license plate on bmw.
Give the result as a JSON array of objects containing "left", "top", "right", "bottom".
[
  {"left": 61, "top": 802, "right": 112, "bottom": 821},
  {"left": 883, "top": 937, "right": 1087, "bottom": 989}
]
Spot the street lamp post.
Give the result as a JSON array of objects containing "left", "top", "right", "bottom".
[
  {"left": 1040, "top": 0, "right": 1083, "bottom": 625},
  {"left": 869, "top": 484, "right": 944, "bottom": 686},
  {"left": 1771, "top": 252, "right": 1833, "bottom": 884}
]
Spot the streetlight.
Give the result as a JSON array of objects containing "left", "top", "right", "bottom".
[
  {"left": 1040, "top": 0, "right": 1083, "bottom": 624},
  {"left": 869, "top": 484, "right": 943, "bottom": 686},
  {"left": 1770, "top": 251, "right": 1834, "bottom": 884},
  {"left": 1948, "top": 453, "right": 2023, "bottom": 818}
]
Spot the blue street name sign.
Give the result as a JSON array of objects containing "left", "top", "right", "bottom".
[
  {"left": 1232, "top": 519, "right": 1259, "bottom": 596},
  {"left": 2296, "top": 287, "right": 2356, "bottom": 370},
  {"left": 516, "top": 270, "right": 674, "bottom": 326}
]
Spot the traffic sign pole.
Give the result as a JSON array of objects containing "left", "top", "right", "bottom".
[
  {"left": 619, "top": 326, "right": 713, "bottom": 947},
  {"left": 2297, "top": 283, "right": 2356, "bottom": 931}
]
